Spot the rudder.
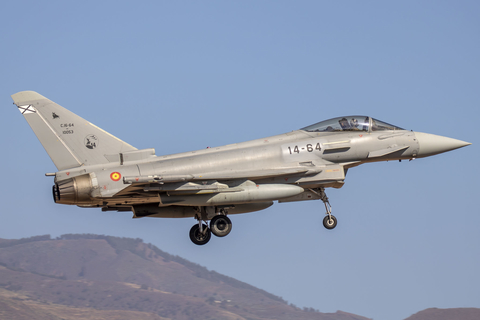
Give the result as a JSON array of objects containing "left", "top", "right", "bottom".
[{"left": 12, "top": 91, "right": 137, "bottom": 170}]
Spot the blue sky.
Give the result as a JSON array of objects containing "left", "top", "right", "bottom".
[{"left": 1, "top": 1, "right": 479, "bottom": 319}]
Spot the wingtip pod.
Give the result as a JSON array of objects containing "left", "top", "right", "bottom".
[{"left": 11, "top": 91, "right": 48, "bottom": 106}]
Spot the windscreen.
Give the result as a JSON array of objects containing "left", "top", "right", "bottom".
[
  {"left": 302, "top": 116, "right": 370, "bottom": 132},
  {"left": 371, "top": 118, "right": 404, "bottom": 131}
]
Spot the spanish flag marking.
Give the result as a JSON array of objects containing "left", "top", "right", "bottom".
[{"left": 110, "top": 172, "right": 121, "bottom": 181}]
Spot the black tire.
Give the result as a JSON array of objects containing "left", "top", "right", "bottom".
[
  {"left": 323, "top": 215, "right": 337, "bottom": 230},
  {"left": 210, "top": 215, "right": 232, "bottom": 237},
  {"left": 189, "top": 224, "right": 211, "bottom": 245}
]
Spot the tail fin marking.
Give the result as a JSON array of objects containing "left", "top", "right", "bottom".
[{"left": 12, "top": 91, "right": 137, "bottom": 170}]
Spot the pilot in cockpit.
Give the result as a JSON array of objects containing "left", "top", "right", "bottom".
[
  {"left": 350, "top": 118, "right": 359, "bottom": 130},
  {"left": 339, "top": 118, "right": 350, "bottom": 130}
]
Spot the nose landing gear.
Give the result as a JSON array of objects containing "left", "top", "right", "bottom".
[
  {"left": 309, "top": 187, "right": 337, "bottom": 230},
  {"left": 323, "top": 215, "right": 337, "bottom": 229}
]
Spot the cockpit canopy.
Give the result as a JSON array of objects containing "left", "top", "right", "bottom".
[{"left": 301, "top": 116, "right": 404, "bottom": 133}]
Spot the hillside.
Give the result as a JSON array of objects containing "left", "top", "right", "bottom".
[
  {"left": 0, "top": 234, "right": 370, "bottom": 320},
  {"left": 404, "top": 307, "right": 480, "bottom": 320}
]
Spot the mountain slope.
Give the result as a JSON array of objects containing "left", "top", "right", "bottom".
[
  {"left": 0, "top": 234, "right": 370, "bottom": 320},
  {"left": 0, "top": 287, "right": 167, "bottom": 320},
  {"left": 404, "top": 307, "right": 480, "bottom": 320}
]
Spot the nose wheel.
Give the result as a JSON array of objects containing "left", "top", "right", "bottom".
[
  {"left": 323, "top": 215, "right": 337, "bottom": 229},
  {"left": 309, "top": 187, "right": 338, "bottom": 230}
]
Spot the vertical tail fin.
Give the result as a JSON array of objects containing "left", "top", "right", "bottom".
[{"left": 12, "top": 91, "right": 137, "bottom": 170}]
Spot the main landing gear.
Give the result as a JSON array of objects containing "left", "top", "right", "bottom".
[
  {"left": 189, "top": 223, "right": 211, "bottom": 246},
  {"left": 189, "top": 208, "right": 232, "bottom": 245},
  {"left": 309, "top": 187, "right": 337, "bottom": 230}
]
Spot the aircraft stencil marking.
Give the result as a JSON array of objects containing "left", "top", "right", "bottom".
[
  {"left": 286, "top": 143, "right": 321, "bottom": 154},
  {"left": 11, "top": 91, "right": 471, "bottom": 245}
]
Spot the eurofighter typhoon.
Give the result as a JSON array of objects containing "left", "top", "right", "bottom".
[{"left": 12, "top": 91, "right": 471, "bottom": 245}]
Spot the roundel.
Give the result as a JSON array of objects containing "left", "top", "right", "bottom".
[{"left": 110, "top": 172, "right": 121, "bottom": 181}]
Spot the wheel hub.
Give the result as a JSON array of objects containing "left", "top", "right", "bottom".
[{"left": 217, "top": 220, "right": 227, "bottom": 230}]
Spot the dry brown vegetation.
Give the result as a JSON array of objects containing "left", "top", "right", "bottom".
[
  {"left": 1, "top": 235, "right": 477, "bottom": 320},
  {"left": 0, "top": 234, "right": 371, "bottom": 320}
]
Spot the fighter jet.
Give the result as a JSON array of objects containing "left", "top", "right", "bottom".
[{"left": 11, "top": 91, "right": 471, "bottom": 245}]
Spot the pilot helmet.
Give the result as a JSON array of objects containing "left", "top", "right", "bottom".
[{"left": 350, "top": 118, "right": 358, "bottom": 128}]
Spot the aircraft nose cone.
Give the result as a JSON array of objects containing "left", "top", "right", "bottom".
[{"left": 414, "top": 132, "right": 471, "bottom": 158}]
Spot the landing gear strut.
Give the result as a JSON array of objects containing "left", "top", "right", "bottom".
[
  {"left": 310, "top": 187, "right": 337, "bottom": 230},
  {"left": 189, "top": 207, "right": 232, "bottom": 245}
]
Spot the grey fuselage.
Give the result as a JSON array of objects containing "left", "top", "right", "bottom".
[
  {"left": 11, "top": 91, "right": 469, "bottom": 220},
  {"left": 53, "top": 126, "right": 420, "bottom": 217}
]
